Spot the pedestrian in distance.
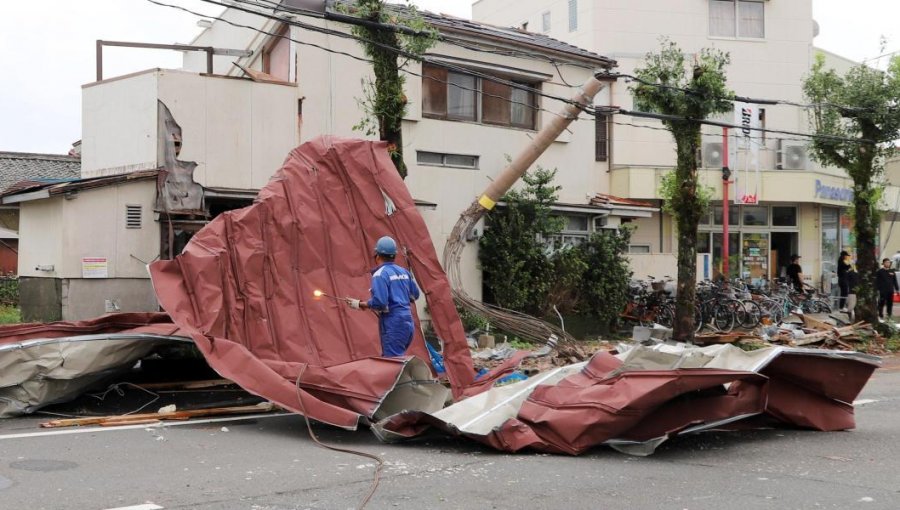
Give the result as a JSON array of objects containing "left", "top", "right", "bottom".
[
  {"left": 875, "top": 258, "right": 899, "bottom": 320},
  {"left": 346, "top": 236, "right": 421, "bottom": 357},
  {"left": 846, "top": 265, "right": 860, "bottom": 322},
  {"left": 786, "top": 254, "right": 804, "bottom": 293},
  {"left": 837, "top": 250, "right": 852, "bottom": 310}
]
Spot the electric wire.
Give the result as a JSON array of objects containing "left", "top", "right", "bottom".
[
  {"left": 149, "top": 0, "right": 879, "bottom": 145},
  {"left": 294, "top": 365, "right": 383, "bottom": 510}
]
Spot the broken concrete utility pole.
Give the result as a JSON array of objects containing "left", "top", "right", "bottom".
[{"left": 443, "top": 73, "right": 608, "bottom": 347}]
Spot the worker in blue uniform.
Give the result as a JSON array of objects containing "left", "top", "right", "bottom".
[{"left": 347, "top": 236, "right": 420, "bottom": 357}]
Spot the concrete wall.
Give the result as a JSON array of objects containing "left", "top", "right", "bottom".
[
  {"left": 19, "top": 277, "right": 62, "bottom": 323},
  {"left": 61, "top": 278, "right": 159, "bottom": 320}
]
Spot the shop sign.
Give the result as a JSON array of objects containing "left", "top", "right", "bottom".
[
  {"left": 814, "top": 180, "right": 853, "bottom": 202},
  {"left": 732, "top": 102, "right": 760, "bottom": 205}
]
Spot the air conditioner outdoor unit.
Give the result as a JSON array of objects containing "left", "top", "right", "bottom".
[
  {"left": 777, "top": 139, "right": 808, "bottom": 170},
  {"left": 702, "top": 142, "right": 724, "bottom": 169},
  {"left": 593, "top": 216, "right": 608, "bottom": 230}
]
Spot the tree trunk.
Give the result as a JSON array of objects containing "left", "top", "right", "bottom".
[
  {"left": 851, "top": 140, "right": 879, "bottom": 324},
  {"left": 671, "top": 126, "right": 703, "bottom": 342},
  {"left": 361, "top": 0, "right": 408, "bottom": 179}
]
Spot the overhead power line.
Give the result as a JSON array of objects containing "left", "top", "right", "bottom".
[{"left": 146, "top": 0, "right": 876, "bottom": 146}]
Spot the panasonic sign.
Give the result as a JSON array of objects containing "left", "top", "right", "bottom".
[{"left": 814, "top": 180, "right": 853, "bottom": 202}]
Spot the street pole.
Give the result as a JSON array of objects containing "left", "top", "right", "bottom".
[{"left": 722, "top": 127, "right": 731, "bottom": 281}]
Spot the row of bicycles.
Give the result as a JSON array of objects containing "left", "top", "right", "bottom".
[{"left": 621, "top": 276, "right": 833, "bottom": 333}]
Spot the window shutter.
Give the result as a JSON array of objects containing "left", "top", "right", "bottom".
[
  {"left": 126, "top": 205, "right": 142, "bottom": 229},
  {"left": 482, "top": 79, "right": 511, "bottom": 125},
  {"left": 595, "top": 112, "right": 609, "bottom": 162},
  {"left": 422, "top": 64, "right": 448, "bottom": 117}
]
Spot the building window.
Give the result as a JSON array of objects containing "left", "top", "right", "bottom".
[
  {"left": 542, "top": 11, "right": 551, "bottom": 32},
  {"left": 263, "top": 25, "right": 291, "bottom": 81},
  {"left": 568, "top": 0, "right": 578, "bottom": 32},
  {"left": 628, "top": 245, "right": 651, "bottom": 254},
  {"left": 709, "top": 0, "right": 764, "bottom": 39},
  {"left": 125, "top": 204, "right": 142, "bottom": 229},
  {"left": 712, "top": 205, "right": 739, "bottom": 226},
  {"left": 422, "top": 63, "right": 539, "bottom": 130},
  {"left": 772, "top": 206, "right": 797, "bottom": 227},
  {"left": 595, "top": 112, "right": 609, "bottom": 162},
  {"left": 742, "top": 206, "right": 768, "bottom": 226},
  {"left": 416, "top": 151, "right": 479, "bottom": 169}
]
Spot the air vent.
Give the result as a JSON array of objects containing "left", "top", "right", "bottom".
[
  {"left": 702, "top": 142, "right": 725, "bottom": 169},
  {"left": 125, "top": 204, "right": 142, "bottom": 229},
  {"left": 777, "top": 140, "right": 808, "bottom": 170}
]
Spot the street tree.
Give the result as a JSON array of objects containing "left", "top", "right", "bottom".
[
  {"left": 804, "top": 53, "right": 900, "bottom": 324},
  {"left": 631, "top": 40, "right": 733, "bottom": 342},
  {"left": 344, "top": 0, "right": 436, "bottom": 179}
]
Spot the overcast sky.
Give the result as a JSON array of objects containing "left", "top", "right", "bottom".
[{"left": 1, "top": 0, "right": 897, "bottom": 154}]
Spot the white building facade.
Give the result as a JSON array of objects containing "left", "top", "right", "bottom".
[{"left": 474, "top": 0, "right": 900, "bottom": 288}]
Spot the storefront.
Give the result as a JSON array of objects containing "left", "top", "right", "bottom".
[{"left": 698, "top": 203, "right": 800, "bottom": 285}]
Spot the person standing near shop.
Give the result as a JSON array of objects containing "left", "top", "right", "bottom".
[
  {"left": 875, "top": 258, "right": 899, "bottom": 320},
  {"left": 786, "top": 254, "right": 804, "bottom": 293},
  {"left": 837, "top": 251, "right": 852, "bottom": 310}
]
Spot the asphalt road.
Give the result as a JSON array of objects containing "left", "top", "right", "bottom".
[{"left": 1, "top": 359, "right": 898, "bottom": 510}]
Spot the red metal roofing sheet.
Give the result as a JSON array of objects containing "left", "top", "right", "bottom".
[{"left": 149, "top": 137, "right": 476, "bottom": 428}]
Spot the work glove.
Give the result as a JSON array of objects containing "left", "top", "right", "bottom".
[{"left": 347, "top": 298, "right": 361, "bottom": 310}]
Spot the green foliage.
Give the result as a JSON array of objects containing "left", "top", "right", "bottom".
[
  {"left": 0, "top": 306, "right": 20, "bottom": 324},
  {"left": 577, "top": 227, "right": 634, "bottom": 331},
  {"left": 629, "top": 39, "right": 733, "bottom": 342},
  {"left": 804, "top": 52, "right": 900, "bottom": 324},
  {"left": 0, "top": 276, "right": 18, "bottom": 307},
  {"left": 457, "top": 307, "right": 490, "bottom": 332},
  {"left": 479, "top": 168, "right": 634, "bottom": 332},
  {"left": 479, "top": 167, "right": 564, "bottom": 315},
  {"left": 341, "top": 0, "right": 437, "bottom": 178},
  {"left": 658, "top": 170, "right": 715, "bottom": 217}
]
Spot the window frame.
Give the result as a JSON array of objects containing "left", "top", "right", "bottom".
[
  {"left": 416, "top": 151, "right": 480, "bottom": 170},
  {"left": 421, "top": 63, "right": 540, "bottom": 130},
  {"left": 542, "top": 11, "right": 551, "bottom": 32},
  {"left": 708, "top": 0, "right": 765, "bottom": 40}
]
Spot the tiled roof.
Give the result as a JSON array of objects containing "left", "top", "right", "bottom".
[
  {"left": 0, "top": 152, "right": 81, "bottom": 193},
  {"left": 418, "top": 10, "right": 615, "bottom": 67},
  {"left": 326, "top": 1, "right": 614, "bottom": 68}
]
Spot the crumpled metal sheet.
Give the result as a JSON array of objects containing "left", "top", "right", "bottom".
[
  {"left": 0, "top": 313, "right": 190, "bottom": 417},
  {"left": 149, "top": 137, "right": 473, "bottom": 429},
  {"left": 375, "top": 345, "right": 880, "bottom": 455}
]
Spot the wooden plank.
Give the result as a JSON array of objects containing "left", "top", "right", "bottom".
[{"left": 41, "top": 402, "right": 275, "bottom": 428}]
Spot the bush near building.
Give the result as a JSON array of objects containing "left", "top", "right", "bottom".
[{"left": 479, "top": 168, "right": 632, "bottom": 334}]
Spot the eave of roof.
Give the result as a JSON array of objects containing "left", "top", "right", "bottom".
[{"left": 1, "top": 170, "right": 159, "bottom": 205}]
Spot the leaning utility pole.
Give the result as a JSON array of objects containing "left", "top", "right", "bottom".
[{"left": 443, "top": 74, "right": 607, "bottom": 347}]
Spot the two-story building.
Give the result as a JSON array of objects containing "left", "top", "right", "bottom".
[
  {"left": 474, "top": 0, "right": 900, "bottom": 288},
  {"left": 7, "top": 4, "right": 657, "bottom": 321}
]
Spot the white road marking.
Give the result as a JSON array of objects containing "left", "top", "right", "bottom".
[
  {"left": 102, "top": 504, "right": 163, "bottom": 510},
  {"left": 853, "top": 399, "right": 879, "bottom": 406},
  {"left": 0, "top": 413, "right": 290, "bottom": 441}
]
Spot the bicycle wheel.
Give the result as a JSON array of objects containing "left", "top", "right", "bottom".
[
  {"left": 648, "top": 304, "right": 673, "bottom": 328},
  {"left": 713, "top": 302, "right": 736, "bottom": 332},
  {"left": 807, "top": 299, "right": 832, "bottom": 313},
  {"left": 740, "top": 299, "right": 763, "bottom": 329},
  {"left": 694, "top": 305, "right": 704, "bottom": 333},
  {"left": 758, "top": 298, "right": 783, "bottom": 323}
]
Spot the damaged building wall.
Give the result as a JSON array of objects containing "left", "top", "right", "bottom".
[
  {"left": 18, "top": 180, "right": 160, "bottom": 321},
  {"left": 82, "top": 69, "right": 297, "bottom": 191}
]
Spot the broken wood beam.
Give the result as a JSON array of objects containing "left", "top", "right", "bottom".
[{"left": 40, "top": 402, "right": 276, "bottom": 428}]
